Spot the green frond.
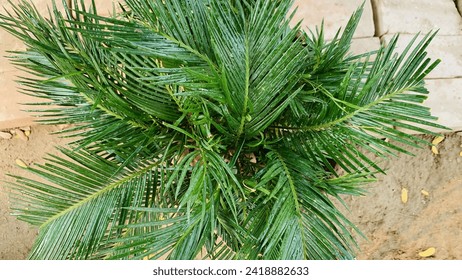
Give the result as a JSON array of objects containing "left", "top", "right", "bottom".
[
  {"left": 91, "top": 146, "right": 245, "bottom": 260},
  {"left": 274, "top": 29, "right": 446, "bottom": 174},
  {"left": 8, "top": 148, "right": 163, "bottom": 259},
  {"left": 237, "top": 149, "right": 368, "bottom": 259},
  {"left": 207, "top": 0, "right": 308, "bottom": 139}
]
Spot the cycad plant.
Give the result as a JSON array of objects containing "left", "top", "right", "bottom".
[{"left": 0, "top": 0, "right": 445, "bottom": 260}]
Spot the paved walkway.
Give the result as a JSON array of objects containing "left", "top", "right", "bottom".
[{"left": 1, "top": 0, "right": 462, "bottom": 131}]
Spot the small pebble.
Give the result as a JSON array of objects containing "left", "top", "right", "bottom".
[
  {"left": 421, "top": 190, "right": 429, "bottom": 196},
  {"left": 13, "top": 129, "right": 29, "bottom": 141},
  {"left": 0, "top": 131, "right": 13, "bottom": 140},
  {"left": 57, "top": 124, "right": 71, "bottom": 130},
  {"left": 249, "top": 153, "right": 257, "bottom": 164}
]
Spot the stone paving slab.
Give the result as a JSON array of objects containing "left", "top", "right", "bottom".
[
  {"left": 0, "top": 31, "right": 23, "bottom": 73},
  {"left": 423, "top": 79, "right": 462, "bottom": 132},
  {"left": 348, "top": 37, "right": 459, "bottom": 134},
  {"left": 0, "top": 70, "right": 37, "bottom": 131},
  {"left": 382, "top": 34, "right": 462, "bottom": 79},
  {"left": 396, "top": 79, "right": 462, "bottom": 134},
  {"left": 372, "top": 0, "right": 462, "bottom": 36},
  {"left": 382, "top": 33, "right": 462, "bottom": 132},
  {"left": 0, "top": 26, "right": 34, "bottom": 130},
  {"left": 350, "top": 37, "right": 381, "bottom": 57},
  {"left": 291, "top": 0, "right": 375, "bottom": 40}
]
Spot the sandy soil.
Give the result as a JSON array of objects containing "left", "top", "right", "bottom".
[
  {"left": 0, "top": 125, "right": 70, "bottom": 259},
  {"left": 1, "top": 126, "right": 461, "bottom": 259},
  {"left": 344, "top": 133, "right": 462, "bottom": 260}
]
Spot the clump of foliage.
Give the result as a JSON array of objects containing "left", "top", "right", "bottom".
[{"left": 0, "top": 0, "right": 445, "bottom": 259}]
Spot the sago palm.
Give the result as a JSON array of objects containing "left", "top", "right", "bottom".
[{"left": 0, "top": 0, "right": 445, "bottom": 260}]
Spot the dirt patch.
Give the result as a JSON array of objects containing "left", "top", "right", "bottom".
[
  {"left": 341, "top": 133, "right": 462, "bottom": 260},
  {"left": 1, "top": 126, "right": 461, "bottom": 259},
  {"left": 0, "top": 125, "right": 70, "bottom": 259}
]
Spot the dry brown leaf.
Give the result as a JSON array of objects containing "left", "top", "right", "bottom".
[
  {"left": 15, "top": 159, "right": 28, "bottom": 168},
  {"left": 401, "top": 188, "right": 408, "bottom": 203},
  {"left": 431, "top": 135, "right": 445, "bottom": 145},
  {"left": 418, "top": 247, "right": 436, "bottom": 258}
]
